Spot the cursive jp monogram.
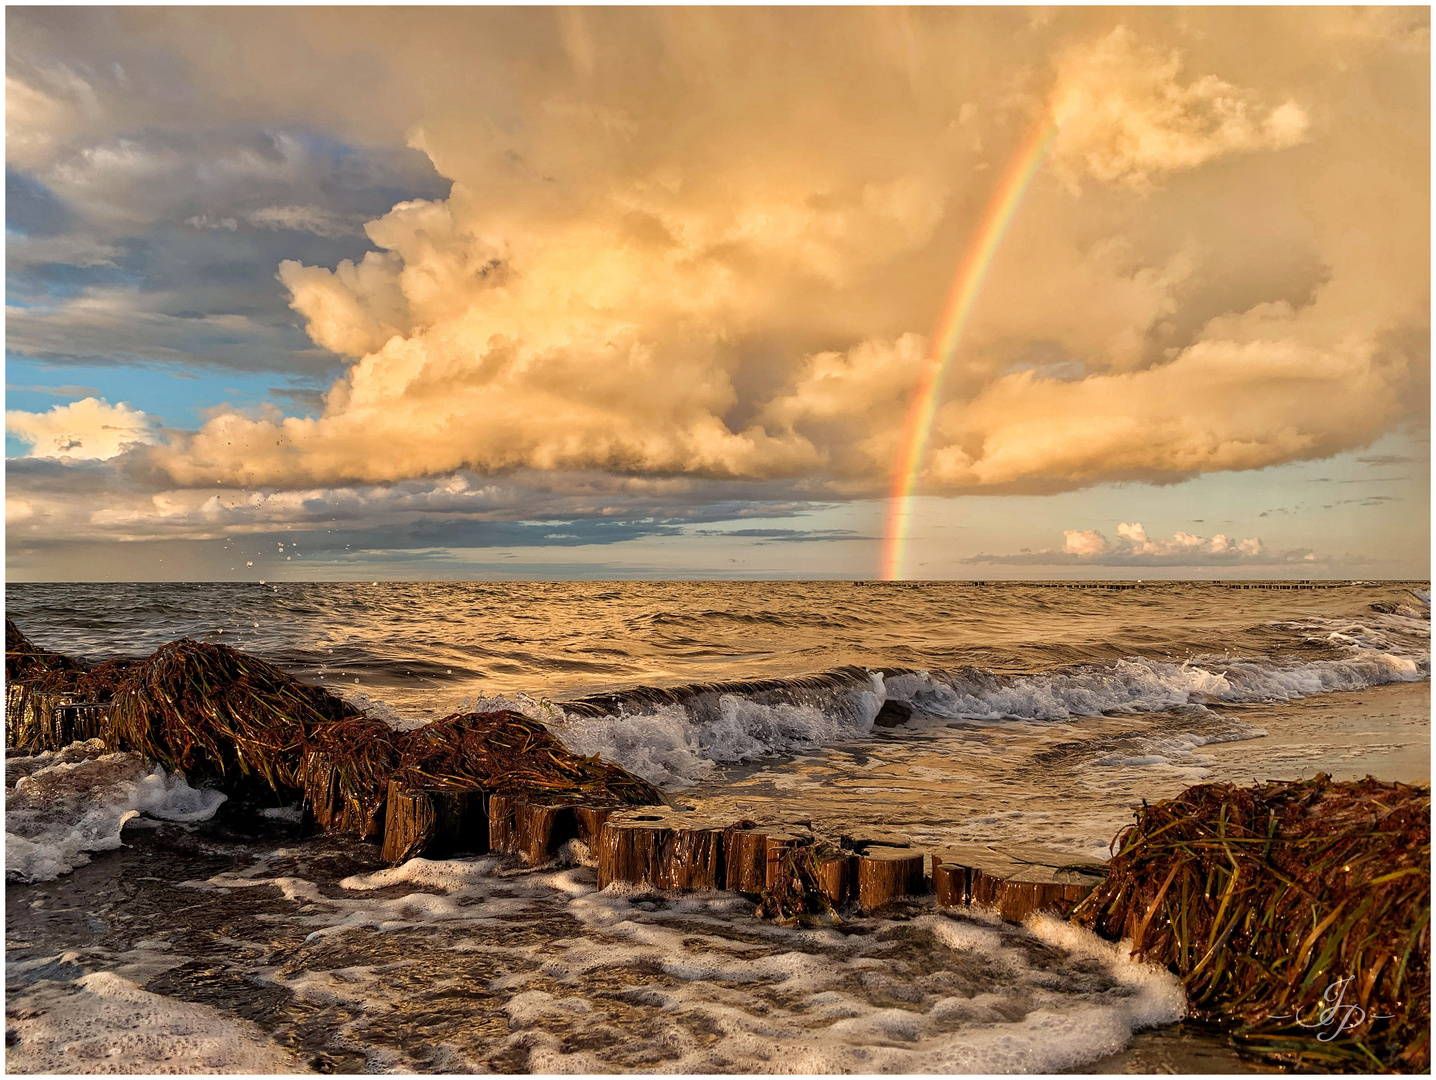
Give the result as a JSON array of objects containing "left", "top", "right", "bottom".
[{"left": 1269, "top": 976, "right": 1395, "bottom": 1041}]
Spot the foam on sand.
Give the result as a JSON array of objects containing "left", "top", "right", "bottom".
[
  {"left": 5, "top": 969, "right": 307, "bottom": 1074},
  {"left": 6, "top": 747, "right": 227, "bottom": 883},
  {"left": 182, "top": 850, "right": 1185, "bottom": 1073}
]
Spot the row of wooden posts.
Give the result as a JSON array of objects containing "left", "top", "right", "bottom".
[
  {"left": 368, "top": 780, "right": 1105, "bottom": 922},
  {"left": 8, "top": 683, "right": 1105, "bottom": 923}
]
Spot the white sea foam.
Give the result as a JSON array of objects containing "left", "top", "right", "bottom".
[
  {"left": 5, "top": 749, "right": 227, "bottom": 883},
  {"left": 886, "top": 643, "right": 1427, "bottom": 726},
  {"left": 177, "top": 852, "right": 1185, "bottom": 1073},
  {"left": 387, "top": 615, "right": 1424, "bottom": 792},
  {"left": 536, "top": 638, "right": 1424, "bottom": 788},
  {"left": 343, "top": 690, "right": 427, "bottom": 730},
  {"left": 4, "top": 970, "right": 306, "bottom": 1074},
  {"left": 470, "top": 677, "right": 884, "bottom": 788},
  {"left": 1090, "top": 727, "right": 1267, "bottom": 774}
]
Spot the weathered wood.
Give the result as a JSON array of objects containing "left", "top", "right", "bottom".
[
  {"left": 302, "top": 751, "right": 386, "bottom": 838},
  {"left": 303, "top": 752, "right": 344, "bottom": 834},
  {"left": 596, "top": 812, "right": 671, "bottom": 890},
  {"left": 932, "top": 862, "right": 968, "bottom": 908},
  {"left": 815, "top": 850, "right": 858, "bottom": 906},
  {"left": 723, "top": 827, "right": 770, "bottom": 895},
  {"left": 763, "top": 831, "right": 807, "bottom": 889},
  {"left": 54, "top": 703, "right": 110, "bottom": 744},
  {"left": 930, "top": 845, "right": 1008, "bottom": 908},
  {"left": 488, "top": 793, "right": 522, "bottom": 853},
  {"left": 929, "top": 842, "right": 1105, "bottom": 921},
  {"left": 380, "top": 780, "right": 487, "bottom": 864},
  {"left": 995, "top": 865, "right": 1093, "bottom": 923},
  {"left": 856, "top": 847, "right": 925, "bottom": 911},
  {"left": 514, "top": 801, "right": 579, "bottom": 865},
  {"left": 5, "top": 682, "right": 28, "bottom": 747},
  {"left": 575, "top": 805, "right": 618, "bottom": 849},
  {"left": 971, "top": 861, "right": 1027, "bottom": 907},
  {"left": 660, "top": 822, "right": 727, "bottom": 891},
  {"left": 380, "top": 783, "right": 437, "bottom": 864},
  {"left": 5, "top": 685, "right": 106, "bottom": 752}
]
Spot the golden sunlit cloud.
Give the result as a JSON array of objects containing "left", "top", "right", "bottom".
[
  {"left": 4, "top": 6, "right": 1428, "bottom": 580},
  {"left": 114, "top": 8, "right": 1424, "bottom": 501},
  {"left": 6, "top": 397, "right": 157, "bottom": 460}
]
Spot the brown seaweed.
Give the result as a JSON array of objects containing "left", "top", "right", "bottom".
[
  {"left": 394, "top": 710, "right": 664, "bottom": 806},
  {"left": 6, "top": 617, "right": 84, "bottom": 682},
  {"left": 1071, "top": 774, "right": 1430, "bottom": 1073},
  {"left": 107, "top": 639, "right": 361, "bottom": 797},
  {"left": 757, "top": 840, "right": 841, "bottom": 926},
  {"left": 303, "top": 713, "right": 407, "bottom": 836}
]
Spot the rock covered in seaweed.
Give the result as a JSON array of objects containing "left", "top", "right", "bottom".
[
  {"left": 1071, "top": 774, "right": 1430, "bottom": 1073},
  {"left": 6, "top": 617, "right": 84, "bottom": 683},
  {"left": 395, "top": 710, "right": 665, "bottom": 806},
  {"left": 107, "top": 639, "right": 362, "bottom": 798}
]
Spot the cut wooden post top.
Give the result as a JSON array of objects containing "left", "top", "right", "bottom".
[{"left": 988, "top": 842, "right": 1107, "bottom": 870}]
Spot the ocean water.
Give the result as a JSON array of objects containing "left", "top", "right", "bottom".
[{"left": 5, "top": 580, "right": 1430, "bottom": 1073}]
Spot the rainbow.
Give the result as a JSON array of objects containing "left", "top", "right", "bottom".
[{"left": 879, "top": 114, "right": 1058, "bottom": 581}]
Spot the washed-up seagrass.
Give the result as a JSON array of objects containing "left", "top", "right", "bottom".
[
  {"left": 6, "top": 618, "right": 84, "bottom": 682},
  {"left": 395, "top": 710, "right": 663, "bottom": 805},
  {"left": 758, "top": 840, "right": 840, "bottom": 926},
  {"left": 304, "top": 713, "right": 406, "bottom": 836},
  {"left": 1072, "top": 774, "right": 1430, "bottom": 1072},
  {"left": 108, "top": 639, "right": 362, "bottom": 797}
]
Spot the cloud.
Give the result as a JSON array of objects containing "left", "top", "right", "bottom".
[
  {"left": 5, "top": 8, "right": 1429, "bottom": 564},
  {"left": 121, "top": 10, "right": 1420, "bottom": 501},
  {"left": 246, "top": 205, "right": 358, "bottom": 238},
  {"left": 967, "top": 521, "right": 1313, "bottom": 566},
  {"left": 6, "top": 396, "right": 158, "bottom": 460},
  {"left": 3, "top": 458, "right": 834, "bottom": 549},
  {"left": 6, "top": 288, "right": 338, "bottom": 375},
  {"left": 1049, "top": 27, "right": 1309, "bottom": 190},
  {"left": 691, "top": 528, "right": 865, "bottom": 543}
]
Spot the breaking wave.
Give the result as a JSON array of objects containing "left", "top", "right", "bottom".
[{"left": 464, "top": 612, "right": 1428, "bottom": 788}]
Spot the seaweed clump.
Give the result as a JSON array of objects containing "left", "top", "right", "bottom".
[
  {"left": 303, "top": 713, "right": 407, "bottom": 838},
  {"left": 5, "top": 618, "right": 84, "bottom": 682},
  {"left": 1072, "top": 775, "right": 1430, "bottom": 1072},
  {"left": 757, "top": 840, "right": 840, "bottom": 926},
  {"left": 395, "top": 710, "right": 664, "bottom": 805},
  {"left": 108, "top": 639, "right": 361, "bottom": 797}
]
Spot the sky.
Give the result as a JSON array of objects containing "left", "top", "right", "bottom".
[{"left": 5, "top": 6, "right": 1430, "bottom": 582}]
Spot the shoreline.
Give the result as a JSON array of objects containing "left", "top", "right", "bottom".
[{"left": 5, "top": 599, "right": 1428, "bottom": 1073}]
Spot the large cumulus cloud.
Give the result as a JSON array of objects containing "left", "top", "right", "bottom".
[
  {"left": 116, "top": 7, "right": 1427, "bottom": 500},
  {"left": 5, "top": 7, "right": 1429, "bottom": 561}
]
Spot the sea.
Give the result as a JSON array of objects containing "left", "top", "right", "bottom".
[{"left": 4, "top": 580, "right": 1430, "bottom": 1073}]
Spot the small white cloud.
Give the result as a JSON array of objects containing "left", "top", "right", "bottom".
[
  {"left": 1062, "top": 529, "right": 1109, "bottom": 557},
  {"left": 6, "top": 397, "right": 158, "bottom": 460},
  {"left": 185, "top": 213, "right": 238, "bottom": 231},
  {"left": 971, "top": 521, "right": 1303, "bottom": 566}
]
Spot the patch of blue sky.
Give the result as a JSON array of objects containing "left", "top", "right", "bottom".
[{"left": 4, "top": 354, "right": 329, "bottom": 439}]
